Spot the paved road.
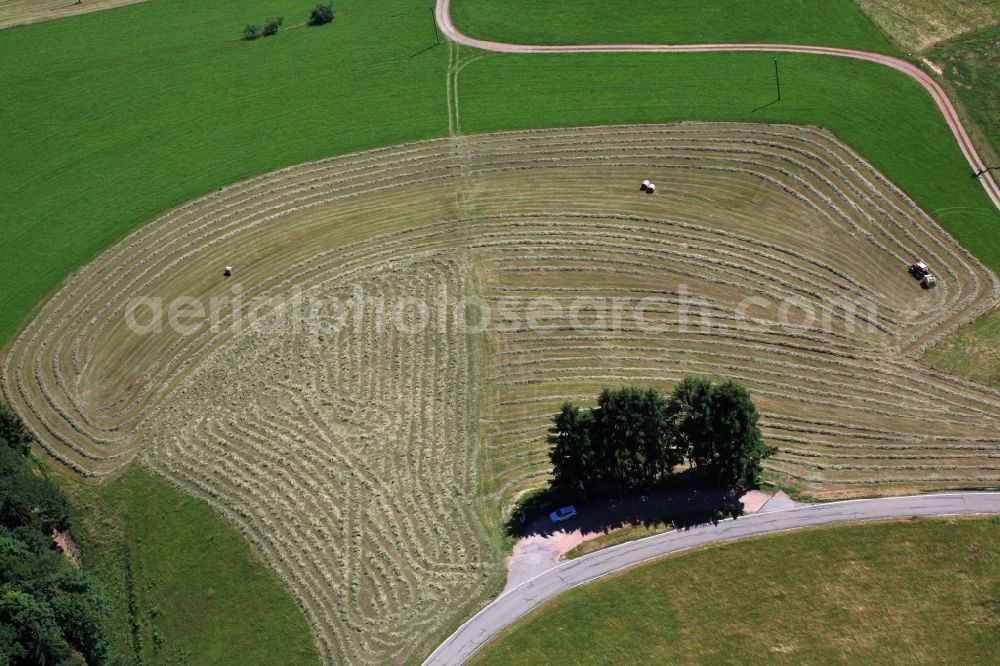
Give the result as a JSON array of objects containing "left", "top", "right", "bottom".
[
  {"left": 424, "top": 492, "right": 1000, "bottom": 664},
  {"left": 435, "top": 0, "right": 1000, "bottom": 211}
]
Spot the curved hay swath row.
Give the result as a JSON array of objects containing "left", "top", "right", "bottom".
[{"left": 2, "top": 124, "right": 998, "bottom": 661}]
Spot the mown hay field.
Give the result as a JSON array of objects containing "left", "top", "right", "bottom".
[
  {"left": 4, "top": 123, "right": 1000, "bottom": 661},
  {"left": 0, "top": 0, "right": 146, "bottom": 30},
  {"left": 857, "top": 0, "right": 1000, "bottom": 51}
]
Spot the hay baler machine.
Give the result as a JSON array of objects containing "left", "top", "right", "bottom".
[{"left": 908, "top": 260, "right": 938, "bottom": 289}]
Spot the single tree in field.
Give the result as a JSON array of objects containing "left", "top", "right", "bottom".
[
  {"left": 309, "top": 3, "right": 335, "bottom": 26},
  {"left": 548, "top": 403, "right": 594, "bottom": 500},
  {"left": 633, "top": 387, "right": 678, "bottom": 483},
  {"left": 592, "top": 387, "right": 679, "bottom": 493},
  {"left": 667, "top": 376, "right": 713, "bottom": 461},
  {"left": 263, "top": 16, "right": 284, "bottom": 37},
  {"left": 681, "top": 380, "right": 775, "bottom": 489},
  {"left": 243, "top": 24, "right": 262, "bottom": 41}
]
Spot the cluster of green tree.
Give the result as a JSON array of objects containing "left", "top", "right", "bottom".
[
  {"left": 548, "top": 378, "right": 776, "bottom": 500},
  {"left": 0, "top": 404, "right": 111, "bottom": 665},
  {"left": 243, "top": 16, "right": 284, "bottom": 41},
  {"left": 243, "top": 4, "right": 334, "bottom": 41}
]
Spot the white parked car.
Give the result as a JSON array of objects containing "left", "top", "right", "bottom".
[{"left": 549, "top": 505, "right": 577, "bottom": 524}]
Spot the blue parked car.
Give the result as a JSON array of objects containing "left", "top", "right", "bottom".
[{"left": 549, "top": 505, "right": 577, "bottom": 524}]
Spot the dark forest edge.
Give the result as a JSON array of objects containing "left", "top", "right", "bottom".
[{"left": 0, "top": 404, "right": 112, "bottom": 665}]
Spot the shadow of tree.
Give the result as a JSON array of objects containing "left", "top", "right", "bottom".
[{"left": 507, "top": 474, "right": 748, "bottom": 540}]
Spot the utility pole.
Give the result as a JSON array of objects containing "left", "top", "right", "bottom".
[
  {"left": 774, "top": 59, "right": 782, "bottom": 101},
  {"left": 431, "top": 5, "right": 441, "bottom": 45},
  {"left": 973, "top": 166, "right": 998, "bottom": 178}
]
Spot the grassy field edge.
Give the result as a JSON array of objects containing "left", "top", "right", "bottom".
[
  {"left": 472, "top": 517, "right": 1000, "bottom": 664},
  {"left": 58, "top": 462, "right": 321, "bottom": 665}
]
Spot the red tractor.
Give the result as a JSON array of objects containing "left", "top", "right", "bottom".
[{"left": 908, "top": 260, "right": 930, "bottom": 279}]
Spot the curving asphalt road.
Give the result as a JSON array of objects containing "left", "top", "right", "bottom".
[
  {"left": 425, "top": 492, "right": 1000, "bottom": 664},
  {"left": 435, "top": 0, "right": 1000, "bottom": 211}
]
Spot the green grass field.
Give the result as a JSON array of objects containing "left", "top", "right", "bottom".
[
  {"left": 451, "top": 0, "right": 896, "bottom": 53},
  {"left": 472, "top": 518, "right": 1000, "bottom": 664},
  {"left": 925, "top": 307, "right": 1000, "bottom": 389},
  {"left": 60, "top": 465, "right": 320, "bottom": 664}
]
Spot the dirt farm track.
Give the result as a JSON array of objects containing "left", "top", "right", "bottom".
[{"left": 4, "top": 122, "right": 1000, "bottom": 662}]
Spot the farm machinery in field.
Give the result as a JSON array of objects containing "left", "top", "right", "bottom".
[{"left": 909, "top": 260, "right": 938, "bottom": 289}]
